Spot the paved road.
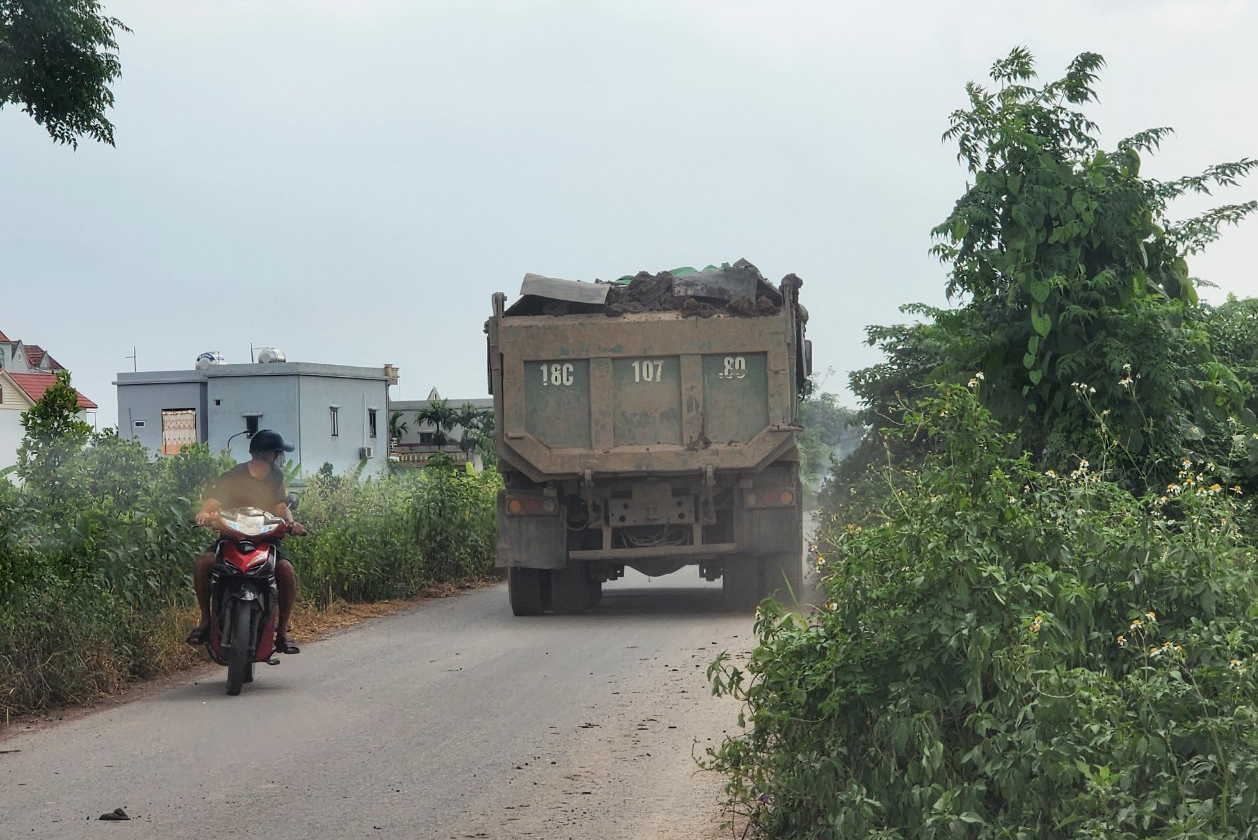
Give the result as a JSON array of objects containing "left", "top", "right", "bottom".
[{"left": 0, "top": 571, "right": 767, "bottom": 839}]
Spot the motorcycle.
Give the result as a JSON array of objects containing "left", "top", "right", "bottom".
[{"left": 200, "top": 506, "right": 294, "bottom": 695}]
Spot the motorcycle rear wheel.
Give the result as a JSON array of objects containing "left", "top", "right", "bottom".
[{"left": 225, "top": 600, "right": 254, "bottom": 696}]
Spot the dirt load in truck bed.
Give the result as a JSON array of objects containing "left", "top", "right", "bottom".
[{"left": 503, "top": 258, "right": 801, "bottom": 318}]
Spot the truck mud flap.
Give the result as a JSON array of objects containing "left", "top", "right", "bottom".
[{"left": 495, "top": 489, "right": 566, "bottom": 569}]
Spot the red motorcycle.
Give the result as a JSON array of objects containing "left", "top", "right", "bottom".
[{"left": 201, "top": 508, "right": 294, "bottom": 695}]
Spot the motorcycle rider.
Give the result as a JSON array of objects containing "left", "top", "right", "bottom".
[{"left": 187, "top": 429, "right": 306, "bottom": 654}]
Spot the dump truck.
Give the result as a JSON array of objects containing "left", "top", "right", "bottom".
[{"left": 486, "top": 260, "right": 811, "bottom": 615}]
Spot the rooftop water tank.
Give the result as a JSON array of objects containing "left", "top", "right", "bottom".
[{"left": 195, "top": 351, "right": 225, "bottom": 370}]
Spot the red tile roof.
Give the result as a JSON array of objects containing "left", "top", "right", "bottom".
[
  {"left": 23, "top": 345, "right": 46, "bottom": 367},
  {"left": 6, "top": 373, "right": 98, "bottom": 410},
  {"left": 0, "top": 329, "right": 9, "bottom": 342}
]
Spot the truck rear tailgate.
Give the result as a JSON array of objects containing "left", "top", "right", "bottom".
[{"left": 493, "top": 311, "right": 799, "bottom": 478}]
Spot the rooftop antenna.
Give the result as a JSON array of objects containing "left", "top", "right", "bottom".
[{"left": 125, "top": 346, "right": 137, "bottom": 372}]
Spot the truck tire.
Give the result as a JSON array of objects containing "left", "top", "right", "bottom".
[
  {"left": 549, "top": 565, "right": 597, "bottom": 614},
  {"left": 508, "top": 568, "right": 545, "bottom": 616},
  {"left": 723, "top": 557, "right": 763, "bottom": 611},
  {"left": 225, "top": 599, "right": 254, "bottom": 696},
  {"left": 762, "top": 551, "right": 804, "bottom": 605}
]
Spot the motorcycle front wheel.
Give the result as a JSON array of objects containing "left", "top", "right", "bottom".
[{"left": 225, "top": 599, "right": 254, "bottom": 696}]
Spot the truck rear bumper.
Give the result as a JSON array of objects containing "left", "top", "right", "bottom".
[{"left": 568, "top": 542, "right": 738, "bottom": 562}]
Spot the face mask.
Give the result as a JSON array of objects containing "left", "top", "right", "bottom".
[{"left": 272, "top": 452, "right": 287, "bottom": 470}]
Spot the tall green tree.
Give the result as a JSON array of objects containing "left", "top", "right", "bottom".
[
  {"left": 455, "top": 402, "right": 495, "bottom": 463},
  {"left": 854, "top": 48, "right": 1257, "bottom": 494},
  {"left": 414, "top": 399, "right": 461, "bottom": 446},
  {"left": 796, "top": 391, "right": 862, "bottom": 487},
  {"left": 16, "top": 369, "right": 92, "bottom": 501},
  {"left": 0, "top": 0, "right": 129, "bottom": 146},
  {"left": 388, "top": 410, "right": 409, "bottom": 441}
]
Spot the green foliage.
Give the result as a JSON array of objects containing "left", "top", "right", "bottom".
[
  {"left": 15, "top": 369, "right": 93, "bottom": 502},
  {"left": 389, "top": 409, "right": 409, "bottom": 440},
  {"left": 456, "top": 402, "right": 496, "bottom": 465},
  {"left": 414, "top": 398, "right": 461, "bottom": 446},
  {"left": 710, "top": 48, "right": 1258, "bottom": 840},
  {"left": 0, "top": 432, "right": 226, "bottom": 715},
  {"left": 708, "top": 385, "right": 1258, "bottom": 839},
  {"left": 411, "top": 399, "right": 496, "bottom": 465},
  {"left": 0, "top": 575, "right": 143, "bottom": 711},
  {"left": 292, "top": 459, "right": 500, "bottom": 606},
  {"left": 0, "top": 0, "right": 129, "bottom": 146},
  {"left": 1, "top": 427, "right": 500, "bottom": 718},
  {"left": 797, "top": 390, "right": 864, "bottom": 492},
  {"left": 1204, "top": 297, "right": 1258, "bottom": 413},
  {"left": 849, "top": 49, "right": 1257, "bottom": 497}
]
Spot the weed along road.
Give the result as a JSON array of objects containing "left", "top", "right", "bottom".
[{"left": 0, "top": 571, "right": 766, "bottom": 839}]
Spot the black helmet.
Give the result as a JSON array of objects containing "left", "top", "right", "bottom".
[{"left": 249, "top": 429, "right": 295, "bottom": 456}]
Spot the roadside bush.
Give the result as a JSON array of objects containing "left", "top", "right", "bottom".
[
  {"left": 0, "top": 577, "right": 135, "bottom": 713},
  {"left": 293, "top": 459, "right": 500, "bottom": 606},
  {"left": 1, "top": 434, "right": 500, "bottom": 720},
  {"left": 0, "top": 434, "right": 226, "bottom": 718},
  {"left": 708, "top": 385, "right": 1258, "bottom": 839}
]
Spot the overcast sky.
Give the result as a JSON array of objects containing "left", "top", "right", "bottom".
[{"left": 3, "top": 0, "right": 1255, "bottom": 428}]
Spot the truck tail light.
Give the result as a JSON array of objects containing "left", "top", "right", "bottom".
[
  {"left": 503, "top": 492, "right": 559, "bottom": 516},
  {"left": 743, "top": 487, "right": 796, "bottom": 508}
]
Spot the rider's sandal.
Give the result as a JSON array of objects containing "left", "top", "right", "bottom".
[
  {"left": 275, "top": 636, "right": 301, "bottom": 655},
  {"left": 185, "top": 627, "right": 210, "bottom": 646}
]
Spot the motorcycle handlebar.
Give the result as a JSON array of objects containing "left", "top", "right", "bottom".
[{"left": 197, "top": 513, "right": 306, "bottom": 538}]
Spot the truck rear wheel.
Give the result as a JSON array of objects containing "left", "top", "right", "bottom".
[
  {"left": 723, "top": 557, "right": 763, "bottom": 611},
  {"left": 508, "top": 568, "right": 545, "bottom": 616},
  {"left": 549, "top": 565, "right": 597, "bottom": 614},
  {"left": 761, "top": 551, "right": 804, "bottom": 604}
]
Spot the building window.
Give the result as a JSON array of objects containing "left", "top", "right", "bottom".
[
  {"left": 330, "top": 406, "right": 340, "bottom": 437},
  {"left": 0, "top": 384, "right": 4, "bottom": 403},
  {"left": 245, "top": 415, "right": 260, "bottom": 437},
  {"left": 368, "top": 408, "right": 378, "bottom": 439},
  {"left": 419, "top": 431, "right": 434, "bottom": 445},
  {"left": 161, "top": 409, "right": 197, "bottom": 456}
]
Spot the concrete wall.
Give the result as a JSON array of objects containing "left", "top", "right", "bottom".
[
  {"left": 290, "top": 371, "right": 387, "bottom": 474},
  {"left": 115, "top": 372, "right": 206, "bottom": 455},
  {"left": 205, "top": 372, "right": 300, "bottom": 463}
]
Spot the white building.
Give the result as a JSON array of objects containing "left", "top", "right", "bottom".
[{"left": 115, "top": 352, "right": 395, "bottom": 477}]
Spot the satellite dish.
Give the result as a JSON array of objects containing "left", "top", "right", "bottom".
[{"left": 256, "top": 347, "right": 286, "bottom": 364}]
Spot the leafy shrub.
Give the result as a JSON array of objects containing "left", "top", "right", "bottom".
[
  {"left": 292, "top": 459, "right": 500, "bottom": 606},
  {"left": 1, "top": 433, "right": 500, "bottom": 719},
  {"left": 0, "top": 577, "right": 135, "bottom": 712},
  {"left": 708, "top": 385, "right": 1258, "bottom": 839}
]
